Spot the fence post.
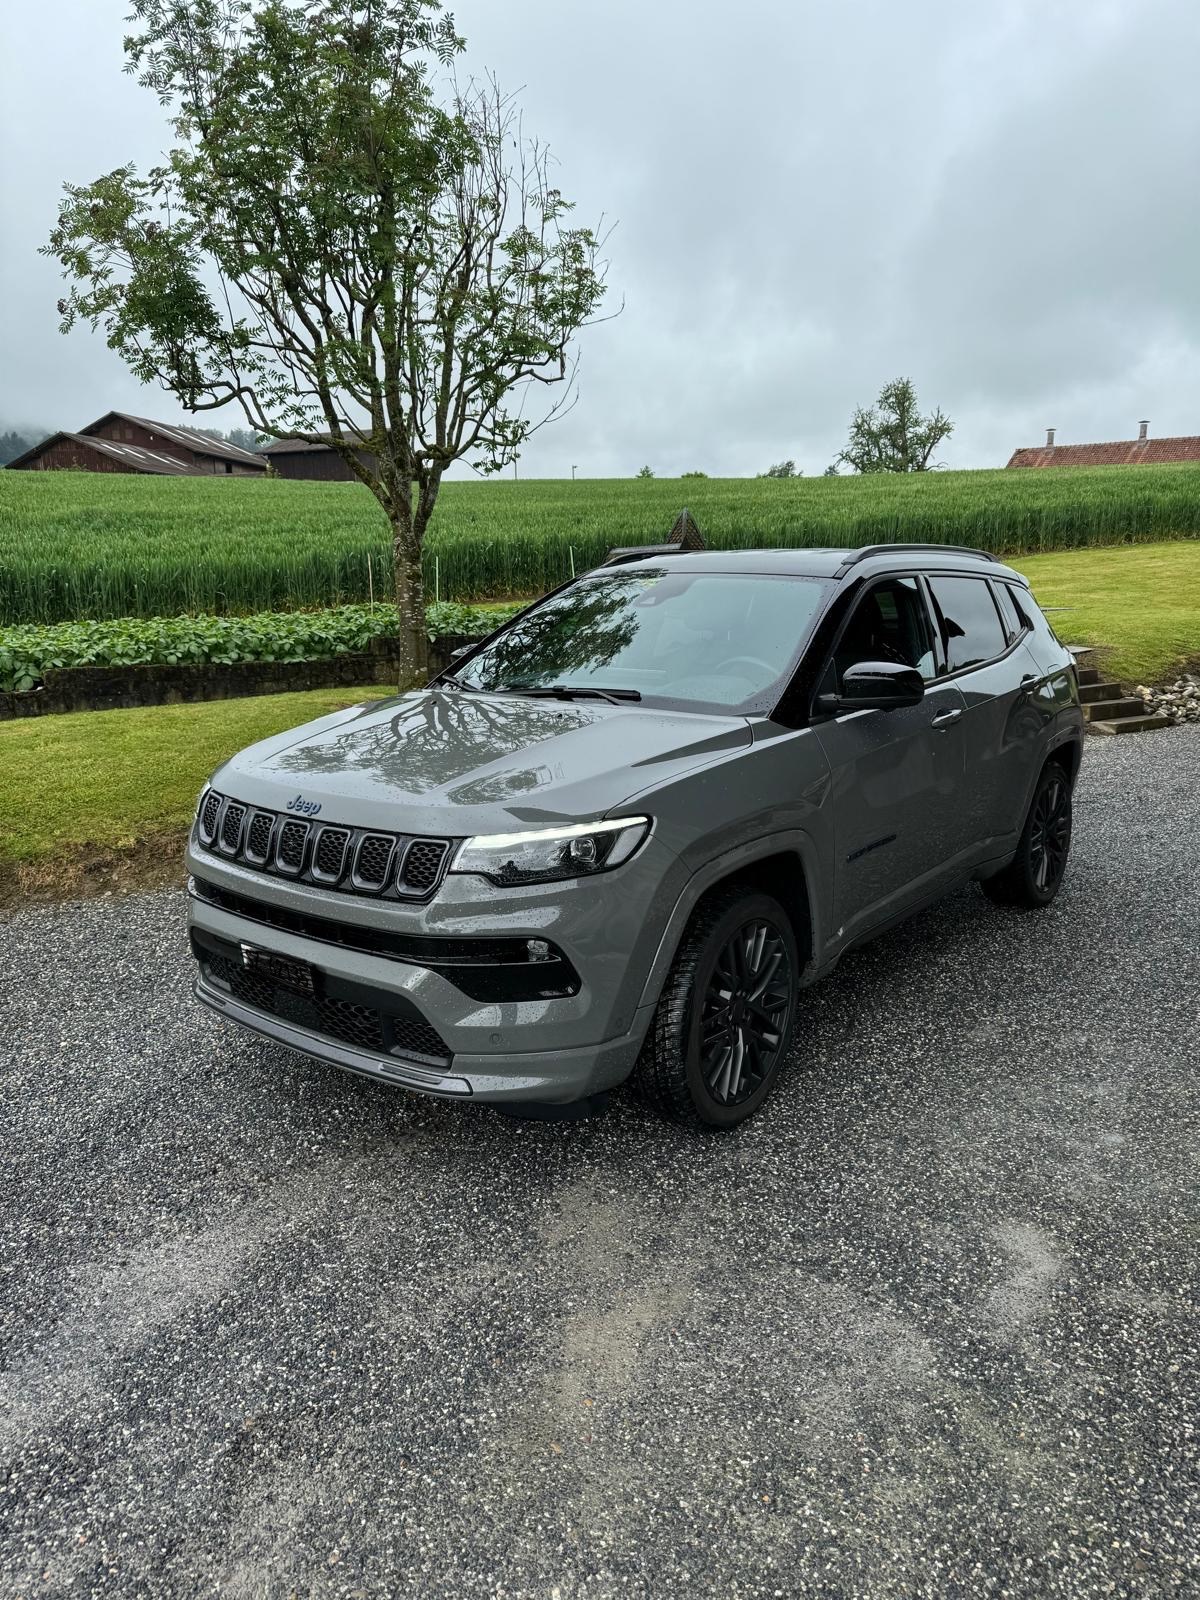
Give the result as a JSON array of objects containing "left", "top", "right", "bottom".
[
  {"left": 367, "top": 553, "right": 374, "bottom": 613},
  {"left": 569, "top": 546, "right": 576, "bottom": 579},
  {"left": 435, "top": 555, "right": 441, "bottom": 604}
]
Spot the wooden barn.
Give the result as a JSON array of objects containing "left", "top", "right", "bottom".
[
  {"left": 7, "top": 413, "right": 267, "bottom": 476},
  {"left": 260, "top": 434, "right": 377, "bottom": 481}
]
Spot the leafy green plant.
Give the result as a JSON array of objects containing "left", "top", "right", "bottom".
[{"left": 0, "top": 602, "right": 523, "bottom": 694}]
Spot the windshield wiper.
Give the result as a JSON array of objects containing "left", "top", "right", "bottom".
[
  {"left": 434, "top": 671, "right": 477, "bottom": 693},
  {"left": 498, "top": 683, "right": 642, "bottom": 705}
]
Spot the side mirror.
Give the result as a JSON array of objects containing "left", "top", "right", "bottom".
[
  {"left": 450, "top": 644, "right": 474, "bottom": 663},
  {"left": 817, "top": 659, "right": 925, "bottom": 714}
]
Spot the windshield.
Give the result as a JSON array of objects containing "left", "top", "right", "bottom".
[{"left": 453, "top": 568, "right": 829, "bottom": 710}]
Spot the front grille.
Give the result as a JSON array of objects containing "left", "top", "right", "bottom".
[
  {"left": 244, "top": 812, "right": 274, "bottom": 864},
  {"left": 312, "top": 827, "right": 350, "bottom": 883},
  {"left": 401, "top": 840, "right": 449, "bottom": 892},
  {"left": 219, "top": 802, "right": 246, "bottom": 854},
  {"left": 199, "top": 946, "right": 451, "bottom": 1064},
  {"left": 275, "top": 819, "right": 310, "bottom": 874},
  {"left": 194, "top": 791, "right": 453, "bottom": 902},
  {"left": 199, "top": 790, "right": 223, "bottom": 845},
  {"left": 353, "top": 834, "right": 395, "bottom": 891}
]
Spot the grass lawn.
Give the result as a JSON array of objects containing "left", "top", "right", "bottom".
[
  {"left": 1014, "top": 539, "right": 1200, "bottom": 684},
  {"left": 0, "top": 684, "right": 385, "bottom": 891}
]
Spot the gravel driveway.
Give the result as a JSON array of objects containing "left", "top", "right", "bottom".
[{"left": 2, "top": 729, "right": 1198, "bottom": 1599}]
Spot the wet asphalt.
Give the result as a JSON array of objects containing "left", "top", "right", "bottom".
[{"left": 1, "top": 727, "right": 1198, "bottom": 1599}]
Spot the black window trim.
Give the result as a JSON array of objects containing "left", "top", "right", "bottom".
[{"left": 918, "top": 570, "right": 1026, "bottom": 685}]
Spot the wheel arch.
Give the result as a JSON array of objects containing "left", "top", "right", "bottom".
[{"left": 637, "top": 833, "right": 821, "bottom": 1014}]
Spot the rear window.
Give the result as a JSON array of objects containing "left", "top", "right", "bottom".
[
  {"left": 992, "top": 582, "right": 1026, "bottom": 641},
  {"left": 927, "top": 576, "right": 1008, "bottom": 673}
]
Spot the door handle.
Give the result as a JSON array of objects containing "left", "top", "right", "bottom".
[
  {"left": 1019, "top": 674, "right": 1039, "bottom": 696},
  {"left": 930, "top": 708, "right": 963, "bottom": 728}
]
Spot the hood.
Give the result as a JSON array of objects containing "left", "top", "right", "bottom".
[{"left": 212, "top": 689, "right": 751, "bottom": 837}]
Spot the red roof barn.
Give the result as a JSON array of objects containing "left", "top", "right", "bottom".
[{"left": 1008, "top": 421, "right": 1200, "bottom": 468}]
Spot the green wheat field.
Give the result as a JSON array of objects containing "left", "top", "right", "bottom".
[{"left": 3, "top": 464, "right": 1200, "bottom": 624}]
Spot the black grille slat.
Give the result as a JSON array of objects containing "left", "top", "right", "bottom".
[
  {"left": 353, "top": 834, "right": 395, "bottom": 891},
  {"left": 219, "top": 803, "right": 246, "bottom": 854},
  {"left": 312, "top": 827, "right": 350, "bottom": 882},
  {"left": 195, "top": 791, "right": 450, "bottom": 900},
  {"left": 199, "top": 790, "right": 223, "bottom": 845},
  {"left": 401, "top": 840, "right": 449, "bottom": 893},
  {"left": 201, "top": 951, "right": 450, "bottom": 1064},
  {"left": 276, "top": 819, "right": 310, "bottom": 874},
  {"left": 244, "top": 812, "right": 274, "bottom": 864}
]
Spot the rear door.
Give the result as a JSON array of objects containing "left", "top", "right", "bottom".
[
  {"left": 812, "top": 574, "right": 968, "bottom": 947},
  {"left": 923, "top": 573, "right": 1045, "bottom": 856}
]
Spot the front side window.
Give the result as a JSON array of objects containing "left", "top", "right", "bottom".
[
  {"left": 831, "top": 576, "right": 937, "bottom": 686},
  {"left": 927, "top": 576, "right": 1008, "bottom": 673},
  {"left": 454, "top": 568, "right": 829, "bottom": 711}
]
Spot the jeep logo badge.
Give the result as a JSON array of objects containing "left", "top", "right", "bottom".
[{"left": 286, "top": 793, "right": 322, "bottom": 817}]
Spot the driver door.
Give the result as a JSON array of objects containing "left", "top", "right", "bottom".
[{"left": 812, "top": 575, "right": 967, "bottom": 948}]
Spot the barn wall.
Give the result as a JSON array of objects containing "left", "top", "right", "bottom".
[{"left": 268, "top": 449, "right": 378, "bottom": 481}]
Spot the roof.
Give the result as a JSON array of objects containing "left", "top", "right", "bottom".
[
  {"left": 4, "top": 431, "right": 200, "bottom": 475},
  {"left": 260, "top": 432, "right": 369, "bottom": 455},
  {"left": 1008, "top": 435, "right": 1200, "bottom": 468},
  {"left": 595, "top": 547, "right": 1024, "bottom": 583},
  {"left": 83, "top": 412, "right": 265, "bottom": 467}
]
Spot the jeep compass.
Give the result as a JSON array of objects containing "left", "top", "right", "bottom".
[{"left": 187, "top": 543, "right": 1083, "bottom": 1128}]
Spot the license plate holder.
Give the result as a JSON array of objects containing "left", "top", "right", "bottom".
[{"left": 240, "top": 942, "right": 316, "bottom": 995}]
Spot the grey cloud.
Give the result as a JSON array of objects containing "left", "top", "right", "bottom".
[{"left": 2, "top": 0, "right": 1197, "bottom": 476}]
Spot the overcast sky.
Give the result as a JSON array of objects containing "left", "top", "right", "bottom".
[{"left": 3, "top": 0, "right": 1198, "bottom": 476}]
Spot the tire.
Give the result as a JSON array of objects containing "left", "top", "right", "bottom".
[
  {"left": 631, "top": 886, "right": 799, "bottom": 1130},
  {"left": 982, "top": 760, "right": 1073, "bottom": 908}
]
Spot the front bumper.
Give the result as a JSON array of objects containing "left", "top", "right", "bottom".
[{"left": 185, "top": 842, "right": 671, "bottom": 1103}]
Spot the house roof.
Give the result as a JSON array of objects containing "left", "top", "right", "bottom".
[
  {"left": 4, "top": 431, "right": 201, "bottom": 475},
  {"left": 1008, "top": 435, "right": 1200, "bottom": 468},
  {"left": 260, "top": 431, "right": 370, "bottom": 454},
  {"left": 83, "top": 412, "right": 266, "bottom": 467}
]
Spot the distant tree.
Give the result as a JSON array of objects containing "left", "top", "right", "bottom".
[
  {"left": 837, "top": 378, "right": 952, "bottom": 473},
  {"left": 823, "top": 464, "right": 840, "bottom": 477},
  {"left": 0, "top": 431, "right": 33, "bottom": 466},
  {"left": 43, "top": 0, "right": 608, "bottom": 682},
  {"left": 680, "top": 470, "right": 707, "bottom": 479},
  {"left": 226, "top": 426, "right": 266, "bottom": 453},
  {"left": 636, "top": 465, "right": 655, "bottom": 479},
  {"left": 759, "top": 459, "right": 798, "bottom": 479}
]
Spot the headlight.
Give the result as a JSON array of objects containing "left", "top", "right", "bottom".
[{"left": 450, "top": 816, "right": 651, "bottom": 886}]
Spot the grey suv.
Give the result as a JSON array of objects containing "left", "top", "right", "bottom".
[{"left": 187, "top": 543, "right": 1083, "bottom": 1128}]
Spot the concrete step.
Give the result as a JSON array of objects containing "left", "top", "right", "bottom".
[
  {"left": 1076, "top": 666, "right": 1102, "bottom": 686},
  {"left": 1082, "top": 697, "right": 1147, "bottom": 722},
  {"left": 1078, "top": 680, "right": 1124, "bottom": 704},
  {"left": 1088, "top": 713, "right": 1173, "bottom": 735}
]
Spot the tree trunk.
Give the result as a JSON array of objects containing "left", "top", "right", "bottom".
[{"left": 391, "top": 505, "right": 429, "bottom": 688}]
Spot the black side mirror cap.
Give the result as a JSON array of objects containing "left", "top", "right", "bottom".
[{"left": 815, "top": 659, "right": 926, "bottom": 714}]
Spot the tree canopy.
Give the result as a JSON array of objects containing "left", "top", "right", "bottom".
[
  {"left": 44, "top": 0, "right": 608, "bottom": 675},
  {"left": 837, "top": 378, "right": 953, "bottom": 473}
]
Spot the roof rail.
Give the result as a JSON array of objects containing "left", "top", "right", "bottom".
[
  {"left": 835, "top": 542, "right": 1001, "bottom": 575},
  {"left": 603, "top": 543, "right": 702, "bottom": 566}
]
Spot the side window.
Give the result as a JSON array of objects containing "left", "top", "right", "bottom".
[
  {"left": 927, "top": 576, "right": 1008, "bottom": 673},
  {"left": 831, "top": 577, "right": 937, "bottom": 686},
  {"left": 992, "top": 581, "right": 1026, "bottom": 642}
]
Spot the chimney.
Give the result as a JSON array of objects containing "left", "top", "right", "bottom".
[
  {"left": 1138, "top": 420, "right": 1149, "bottom": 442},
  {"left": 1045, "top": 427, "right": 1056, "bottom": 448}
]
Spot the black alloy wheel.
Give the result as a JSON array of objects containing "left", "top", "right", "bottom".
[
  {"left": 983, "top": 759, "right": 1073, "bottom": 908},
  {"left": 700, "top": 920, "right": 793, "bottom": 1107},
  {"left": 632, "top": 887, "right": 800, "bottom": 1129},
  {"left": 1028, "top": 769, "right": 1071, "bottom": 893}
]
